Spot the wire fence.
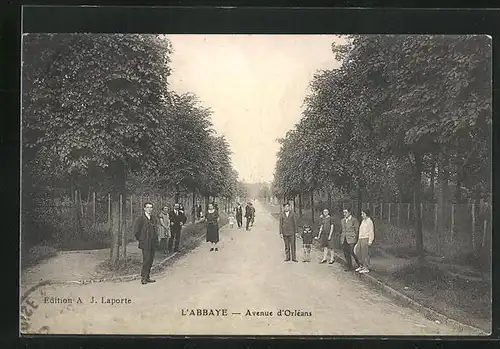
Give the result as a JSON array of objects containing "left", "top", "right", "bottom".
[{"left": 28, "top": 191, "right": 235, "bottom": 250}]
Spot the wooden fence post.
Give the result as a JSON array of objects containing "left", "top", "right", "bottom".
[
  {"left": 397, "top": 203, "right": 400, "bottom": 228},
  {"left": 407, "top": 203, "right": 410, "bottom": 226},
  {"left": 472, "top": 204, "right": 476, "bottom": 253},
  {"left": 120, "top": 194, "right": 126, "bottom": 259},
  {"left": 482, "top": 219, "right": 487, "bottom": 248},
  {"left": 380, "top": 202, "right": 383, "bottom": 223},
  {"left": 434, "top": 203, "right": 438, "bottom": 234},
  {"left": 130, "top": 195, "right": 133, "bottom": 226},
  {"left": 450, "top": 204, "right": 455, "bottom": 241},
  {"left": 93, "top": 192, "right": 96, "bottom": 226},
  {"left": 110, "top": 198, "right": 120, "bottom": 263},
  {"left": 388, "top": 203, "right": 391, "bottom": 225},
  {"left": 107, "top": 193, "right": 111, "bottom": 229}
]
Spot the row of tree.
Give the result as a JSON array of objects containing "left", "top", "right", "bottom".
[
  {"left": 22, "top": 33, "right": 245, "bottom": 247},
  {"left": 272, "top": 35, "right": 492, "bottom": 262}
]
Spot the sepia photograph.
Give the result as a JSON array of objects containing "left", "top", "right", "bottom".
[{"left": 20, "top": 30, "right": 492, "bottom": 336}]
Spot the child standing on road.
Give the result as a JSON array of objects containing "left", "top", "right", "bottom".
[
  {"left": 301, "top": 224, "right": 314, "bottom": 262},
  {"left": 228, "top": 212, "right": 235, "bottom": 229}
]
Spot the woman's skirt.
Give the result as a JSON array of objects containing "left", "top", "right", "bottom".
[
  {"left": 158, "top": 225, "right": 170, "bottom": 239},
  {"left": 320, "top": 233, "right": 335, "bottom": 249},
  {"left": 206, "top": 223, "right": 219, "bottom": 243}
]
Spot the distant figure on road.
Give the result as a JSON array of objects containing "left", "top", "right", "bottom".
[
  {"left": 245, "top": 202, "right": 253, "bottom": 230},
  {"left": 301, "top": 224, "right": 314, "bottom": 262},
  {"left": 340, "top": 207, "right": 361, "bottom": 271},
  {"left": 315, "top": 208, "right": 336, "bottom": 264},
  {"left": 158, "top": 206, "right": 171, "bottom": 254},
  {"left": 168, "top": 203, "right": 187, "bottom": 253},
  {"left": 250, "top": 203, "right": 256, "bottom": 227},
  {"left": 206, "top": 203, "right": 220, "bottom": 251},
  {"left": 133, "top": 202, "right": 158, "bottom": 285},
  {"left": 354, "top": 209, "right": 375, "bottom": 274},
  {"left": 234, "top": 203, "right": 243, "bottom": 228},
  {"left": 279, "top": 203, "right": 298, "bottom": 262},
  {"left": 194, "top": 199, "right": 203, "bottom": 221}
]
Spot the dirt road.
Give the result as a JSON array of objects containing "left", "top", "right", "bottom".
[{"left": 21, "top": 201, "right": 482, "bottom": 335}]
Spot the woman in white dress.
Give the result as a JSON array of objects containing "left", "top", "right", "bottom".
[{"left": 158, "top": 206, "right": 171, "bottom": 254}]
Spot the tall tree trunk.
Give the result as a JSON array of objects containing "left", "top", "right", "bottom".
[
  {"left": 414, "top": 151, "right": 425, "bottom": 265},
  {"left": 455, "top": 177, "right": 462, "bottom": 204},
  {"left": 357, "top": 181, "right": 363, "bottom": 219},
  {"left": 174, "top": 186, "right": 180, "bottom": 203},
  {"left": 298, "top": 193, "right": 303, "bottom": 217},
  {"left": 293, "top": 196, "right": 297, "bottom": 213},
  {"left": 437, "top": 152, "right": 449, "bottom": 237},
  {"left": 205, "top": 195, "right": 209, "bottom": 214},
  {"left": 327, "top": 190, "right": 332, "bottom": 212},
  {"left": 192, "top": 192, "right": 196, "bottom": 223},
  {"left": 310, "top": 190, "right": 315, "bottom": 224},
  {"left": 430, "top": 154, "right": 436, "bottom": 201}
]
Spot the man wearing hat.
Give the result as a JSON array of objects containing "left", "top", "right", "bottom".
[{"left": 168, "top": 203, "right": 187, "bottom": 253}]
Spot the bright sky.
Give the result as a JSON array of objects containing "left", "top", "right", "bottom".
[{"left": 167, "top": 35, "right": 345, "bottom": 183}]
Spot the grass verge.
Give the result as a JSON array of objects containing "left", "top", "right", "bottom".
[
  {"left": 371, "top": 264, "right": 491, "bottom": 332},
  {"left": 21, "top": 244, "right": 58, "bottom": 269},
  {"left": 268, "top": 204, "right": 491, "bottom": 332}
]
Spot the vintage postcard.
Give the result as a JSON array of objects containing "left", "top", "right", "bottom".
[{"left": 20, "top": 21, "right": 492, "bottom": 336}]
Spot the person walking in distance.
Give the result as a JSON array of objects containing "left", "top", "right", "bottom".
[
  {"left": 279, "top": 203, "right": 298, "bottom": 262},
  {"left": 235, "top": 203, "right": 243, "bottom": 229},
  {"left": 340, "top": 207, "right": 361, "bottom": 271},
  {"left": 205, "top": 203, "right": 220, "bottom": 251},
  {"left": 194, "top": 199, "right": 203, "bottom": 221},
  {"left": 133, "top": 202, "right": 158, "bottom": 285},
  {"left": 245, "top": 202, "right": 253, "bottom": 231},
  {"left": 168, "top": 203, "right": 187, "bottom": 253},
  {"left": 354, "top": 209, "right": 375, "bottom": 273},
  {"left": 315, "top": 208, "right": 336, "bottom": 264},
  {"left": 250, "top": 203, "right": 256, "bottom": 227}
]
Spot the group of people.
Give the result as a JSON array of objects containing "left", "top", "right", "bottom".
[
  {"left": 133, "top": 199, "right": 229, "bottom": 285},
  {"left": 229, "top": 201, "right": 255, "bottom": 231},
  {"left": 132, "top": 202, "right": 188, "bottom": 285},
  {"left": 279, "top": 203, "right": 375, "bottom": 274}
]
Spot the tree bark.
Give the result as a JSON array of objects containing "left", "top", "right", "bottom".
[
  {"left": 298, "top": 193, "right": 303, "bottom": 217},
  {"left": 192, "top": 192, "right": 196, "bottom": 223},
  {"left": 413, "top": 151, "right": 425, "bottom": 265},
  {"left": 310, "top": 190, "right": 315, "bottom": 224},
  {"left": 357, "top": 181, "right": 363, "bottom": 219},
  {"left": 327, "top": 190, "right": 332, "bottom": 212},
  {"left": 430, "top": 154, "right": 436, "bottom": 201},
  {"left": 437, "top": 152, "right": 449, "bottom": 237}
]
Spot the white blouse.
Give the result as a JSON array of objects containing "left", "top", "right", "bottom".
[{"left": 358, "top": 217, "right": 374, "bottom": 243}]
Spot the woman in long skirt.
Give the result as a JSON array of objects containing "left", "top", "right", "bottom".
[
  {"left": 206, "top": 203, "right": 220, "bottom": 251},
  {"left": 315, "top": 208, "right": 336, "bottom": 264},
  {"left": 158, "top": 206, "right": 171, "bottom": 253}
]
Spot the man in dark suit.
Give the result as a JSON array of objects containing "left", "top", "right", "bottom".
[
  {"left": 234, "top": 203, "right": 243, "bottom": 228},
  {"left": 168, "top": 203, "right": 187, "bottom": 253},
  {"left": 279, "top": 203, "right": 298, "bottom": 262},
  {"left": 340, "top": 207, "right": 361, "bottom": 271},
  {"left": 250, "top": 203, "right": 256, "bottom": 227},
  {"left": 245, "top": 202, "right": 253, "bottom": 231},
  {"left": 132, "top": 202, "right": 158, "bottom": 285}
]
